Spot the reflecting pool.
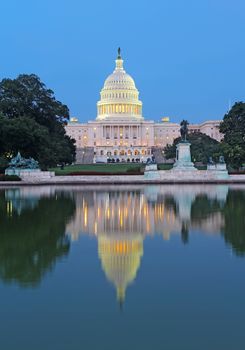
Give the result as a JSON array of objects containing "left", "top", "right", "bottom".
[{"left": 0, "top": 185, "right": 245, "bottom": 350}]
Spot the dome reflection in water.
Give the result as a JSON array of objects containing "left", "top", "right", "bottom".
[
  {"left": 65, "top": 185, "right": 245, "bottom": 302},
  {"left": 1, "top": 185, "right": 245, "bottom": 349},
  {"left": 0, "top": 185, "right": 244, "bottom": 299}
]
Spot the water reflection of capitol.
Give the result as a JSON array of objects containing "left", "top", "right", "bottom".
[{"left": 66, "top": 185, "right": 228, "bottom": 303}]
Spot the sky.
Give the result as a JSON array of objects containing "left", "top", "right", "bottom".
[{"left": 0, "top": 0, "right": 244, "bottom": 123}]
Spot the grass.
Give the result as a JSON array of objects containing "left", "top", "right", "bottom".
[
  {"left": 49, "top": 163, "right": 213, "bottom": 175},
  {"left": 157, "top": 164, "right": 173, "bottom": 170},
  {"left": 50, "top": 163, "right": 145, "bottom": 175},
  {"left": 50, "top": 163, "right": 177, "bottom": 175}
]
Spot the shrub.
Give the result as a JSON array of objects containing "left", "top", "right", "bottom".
[
  {"left": 126, "top": 166, "right": 144, "bottom": 174},
  {"left": 56, "top": 170, "right": 144, "bottom": 176},
  {"left": 0, "top": 174, "right": 21, "bottom": 181}
]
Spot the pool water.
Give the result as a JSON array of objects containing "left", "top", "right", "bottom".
[{"left": 0, "top": 184, "right": 244, "bottom": 350}]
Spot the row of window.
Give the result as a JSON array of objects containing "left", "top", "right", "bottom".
[
  {"left": 98, "top": 104, "right": 141, "bottom": 115},
  {"left": 105, "top": 135, "right": 138, "bottom": 138},
  {"left": 99, "top": 149, "right": 151, "bottom": 156},
  {"left": 102, "top": 92, "right": 137, "bottom": 99}
]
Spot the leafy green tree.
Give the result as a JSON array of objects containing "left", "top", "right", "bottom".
[
  {"left": 0, "top": 74, "right": 76, "bottom": 168},
  {"left": 220, "top": 102, "right": 245, "bottom": 169},
  {"left": 164, "top": 132, "right": 221, "bottom": 163},
  {"left": 0, "top": 156, "right": 8, "bottom": 173}
]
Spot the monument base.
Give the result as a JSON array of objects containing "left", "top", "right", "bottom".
[
  {"left": 5, "top": 168, "right": 55, "bottom": 180},
  {"left": 144, "top": 164, "right": 160, "bottom": 179},
  {"left": 173, "top": 142, "right": 197, "bottom": 171},
  {"left": 207, "top": 162, "right": 229, "bottom": 179},
  {"left": 5, "top": 168, "right": 41, "bottom": 176},
  {"left": 19, "top": 170, "right": 55, "bottom": 180},
  {"left": 173, "top": 162, "right": 197, "bottom": 171}
]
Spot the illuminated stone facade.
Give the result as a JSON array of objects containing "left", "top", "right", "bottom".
[{"left": 65, "top": 51, "right": 223, "bottom": 163}]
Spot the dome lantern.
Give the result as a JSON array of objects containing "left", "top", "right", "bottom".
[{"left": 115, "top": 47, "right": 124, "bottom": 70}]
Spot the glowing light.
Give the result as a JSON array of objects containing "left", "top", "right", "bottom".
[
  {"left": 106, "top": 208, "right": 110, "bottom": 219},
  {"left": 6, "top": 201, "right": 13, "bottom": 217},
  {"left": 84, "top": 205, "right": 88, "bottom": 227}
]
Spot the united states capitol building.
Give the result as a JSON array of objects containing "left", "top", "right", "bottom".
[{"left": 66, "top": 49, "right": 222, "bottom": 163}]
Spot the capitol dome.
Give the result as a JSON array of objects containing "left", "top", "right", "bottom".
[{"left": 97, "top": 48, "right": 143, "bottom": 120}]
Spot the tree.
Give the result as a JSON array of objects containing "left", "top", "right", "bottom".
[
  {"left": 164, "top": 132, "right": 221, "bottom": 163},
  {"left": 220, "top": 102, "right": 245, "bottom": 169},
  {"left": 0, "top": 74, "right": 76, "bottom": 168}
]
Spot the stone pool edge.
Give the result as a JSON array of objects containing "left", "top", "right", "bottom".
[{"left": 1, "top": 174, "right": 245, "bottom": 186}]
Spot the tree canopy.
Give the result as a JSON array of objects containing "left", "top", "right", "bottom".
[
  {"left": 0, "top": 74, "right": 76, "bottom": 169},
  {"left": 220, "top": 102, "right": 245, "bottom": 169},
  {"left": 164, "top": 132, "right": 221, "bottom": 163}
]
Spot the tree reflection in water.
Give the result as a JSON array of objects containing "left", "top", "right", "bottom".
[
  {"left": 0, "top": 185, "right": 244, "bottom": 304},
  {"left": 222, "top": 190, "right": 245, "bottom": 256},
  {"left": 65, "top": 185, "right": 245, "bottom": 302},
  {"left": 0, "top": 189, "right": 75, "bottom": 287},
  {"left": 189, "top": 190, "right": 245, "bottom": 256}
]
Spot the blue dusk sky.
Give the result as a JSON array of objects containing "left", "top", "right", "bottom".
[{"left": 0, "top": 0, "right": 244, "bottom": 123}]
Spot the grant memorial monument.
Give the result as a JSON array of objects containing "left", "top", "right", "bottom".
[
  {"left": 173, "top": 120, "right": 197, "bottom": 171},
  {"left": 5, "top": 152, "right": 55, "bottom": 180}
]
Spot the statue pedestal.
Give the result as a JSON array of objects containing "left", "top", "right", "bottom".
[
  {"left": 207, "top": 164, "right": 216, "bottom": 170},
  {"left": 19, "top": 170, "right": 55, "bottom": 180},
  {"left": 5, "top": 168, "right": 41, "bottom": 176},
  {"left": 5, "top": 168, "right": 55, "bottom": 180},
  {"left": 173, "top": 142, "right": 197, "bottom": 171},
  {"left": 216, "top": 163, "right": 227, "bottom": 171},
  {"left": 144, "top": 164, "right": 160, "bottom": 179},
  {"left": 207, "top": 162, "right": 228, "bottom": 179}
]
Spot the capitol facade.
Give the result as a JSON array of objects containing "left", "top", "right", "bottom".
[{"left": 66, "top": 50, "right": 222, "bottom": 163}]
